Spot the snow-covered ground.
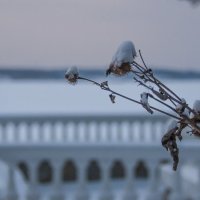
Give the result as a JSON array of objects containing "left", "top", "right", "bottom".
[{"left": 0, "top": 79, "right": 200, "bottom": 115}]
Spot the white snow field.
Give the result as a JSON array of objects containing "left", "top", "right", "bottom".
[{"left": 0, "top": 79, "right": 200, "bottom": 115}]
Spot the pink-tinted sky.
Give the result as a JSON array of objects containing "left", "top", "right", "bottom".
[{"left": 0, "top": 0, "right": 200, "bottom": 70}]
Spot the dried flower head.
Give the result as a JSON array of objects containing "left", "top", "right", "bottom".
[
  {"left": 161, "top": 126, "right": 179, "bottom": 171},
  {"left": 106, "top": 41, "right": 136, "bottom": 76},
  {"left": 65, "top": 66, "right": 79, "bottom": 84}
]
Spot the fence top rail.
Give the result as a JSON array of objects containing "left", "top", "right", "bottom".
[{"left": 0, "top": 114, "right": 168, "bottom": 124}]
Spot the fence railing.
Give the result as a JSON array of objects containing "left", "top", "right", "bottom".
[{"left": 0, "top": 114, "right": 168, "bottom": 144}]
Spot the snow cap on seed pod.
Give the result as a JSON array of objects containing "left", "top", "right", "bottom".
[
  {"left": 65, "top": 66, "right": 79, "bottom": 84},
  {"left": 106, "top": 41, "right": 136, "bottom": 76}
]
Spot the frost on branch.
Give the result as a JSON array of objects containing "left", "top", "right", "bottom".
[
  {"left": 106, "top": 41, "right": 136, "bottom": 76},
  {"left": 65, "top": 66, "right": 79, "bottom": 84},
  {"left": 140, "top": 92, "right": 153, "bottom": 114}
]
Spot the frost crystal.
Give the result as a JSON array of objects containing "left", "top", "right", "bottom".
[
  {"left": 65, "top": 66, "right": 79, "bottom": 84},
  {"left": 106, "top": 41, "right": 136, "bottom": 76}
]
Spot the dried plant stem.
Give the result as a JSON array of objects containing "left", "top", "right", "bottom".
[
  {"left": 78, "top": 76, "right": 181, "bottom": 120},
  {"left": 183, "top": 117, "right": 200, "bottom": 135},
  {"left": 138, "top": 51, "right": 182, "bottom": 102},
  {"left": 139, "top": 50, "right": 148, "bottom": 70},
  {"left": 134, "top": 62, "right": 181, "bottom": 103},
  {"left": 133, "top": 55, "right": 196, "bottom": 115},
  {"left": 78, "top": 77, "right": 100, "bottom": 86},
  {"left": 149, "top": 95, "right": 178, "bottom": 113},
  {"left": 133, "top": 77, "right": 178, "bottom": 113}
]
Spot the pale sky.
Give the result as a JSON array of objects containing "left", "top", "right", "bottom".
[{"left": 0, "top": 0, "right": 200, "bottom": 70}]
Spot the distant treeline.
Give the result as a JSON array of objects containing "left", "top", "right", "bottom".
[{"left": 0, "top": 68, "right": 200, "bottom": 80}]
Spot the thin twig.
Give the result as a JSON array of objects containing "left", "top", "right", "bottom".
[
  {"left": 148, "top": 95, "right": 177, "bottom": 113},
  {"left": 78, "top": 76, "right": 181, "bottom": 120},
  {"left": 133, "top": 59, "right": 183, "bottom": 103},
  {"left": 133, "top": 77, "right": 177, "bottom": 113},
  {"left": 139, "top": 50, "right": 148, "bottom": 70}
]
